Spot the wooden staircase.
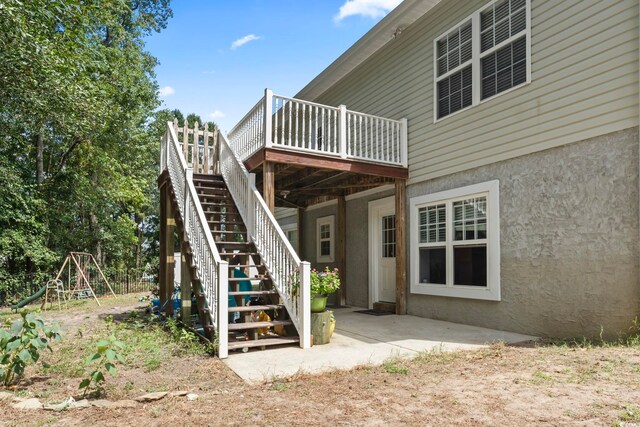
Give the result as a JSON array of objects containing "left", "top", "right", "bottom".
[{"left": 193, "top": 174, "right": 300, "bottom": 352}]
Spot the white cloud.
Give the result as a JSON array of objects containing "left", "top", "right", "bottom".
[
  {"left": 334, "top": 0, "right": 402, "bottom": 22},
  {"left": 158, "top": 86, "right": 175, "bottom": 97},
  {"left": 209, "top": 110, "right": 225, "bottom": 119},
  {"left": 231, "top": 34, "right": 262, "bottom": 50}
]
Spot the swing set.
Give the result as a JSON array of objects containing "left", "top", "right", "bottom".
[{"left": 48, "top": 252, "right": 117, "bottom": 309}]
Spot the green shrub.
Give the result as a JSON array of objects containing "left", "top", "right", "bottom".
[
  {"left": 79, "top": 335, "right": 125, "bottom": 397},
  {"left": 0, "top": 311, "right": 61, "bottom": 386}
]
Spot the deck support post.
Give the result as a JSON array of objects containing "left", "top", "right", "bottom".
[
  {"left": 297, "top": 207, "right": 305, "bottom": 258},
  {"left": 263, "top": 161, "right": 275, "bottom": 213},
  {"left": 395, "top": 178, "right": 407, "bottom": 315},
  {"left": 180, "top": 252, "right": 191, "bottom": 323},
  {"left": 337, "top": 195, "right": 347, "bottom": 306},
  {"left": 159, "top": 182, "right": 175, "bottom": 316}
]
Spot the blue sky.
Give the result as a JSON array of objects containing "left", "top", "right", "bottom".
[{"left": 145, "top": 0, "right": 402, "bottom": 131}]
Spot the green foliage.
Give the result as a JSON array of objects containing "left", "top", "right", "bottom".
[
  {"left": 310, "top": 267, "right": 341, "bottom": 296},
  {"left": 0, "top": 311, "right": 62, "bottom": 386},
  {"left": 0, "top": 0, "right": 173, "bottom": 294},
  {"left": 79, "top": 335, "right": 125, "bottom": 397},
  {"left": 382, "top": 357, "right": 409, "bottom": 375}
]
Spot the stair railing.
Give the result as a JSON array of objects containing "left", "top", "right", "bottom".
[
  {"left": 162, "top": 122, "right": 229, "bottom": 358},
  {"left": 218, "top": 130, "right": 311, "bottom": 349}
]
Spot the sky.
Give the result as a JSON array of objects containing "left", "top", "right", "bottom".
[{"left": 144, "top": 0, "right": 402, "bottom": 132}]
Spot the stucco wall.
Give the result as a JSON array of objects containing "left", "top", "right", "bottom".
[
  {"left": 344, "top": 189, "right": 395, "bottom": 309},
  {"left": 405, "top": 127, "right": 640, "bottom": 338}
]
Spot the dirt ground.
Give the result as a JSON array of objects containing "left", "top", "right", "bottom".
[{"left": 1, "top": 296, "right": 639, "bottom": 426}]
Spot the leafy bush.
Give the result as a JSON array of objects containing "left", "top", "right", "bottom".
[
  {"left": 310, "top": 267, "right": 341, "bottom": 296},
  {"left": 79, "top": 335, "right": 125, "bottom": 397},
  {"left": 0, "top": 311, "right": 61, "bottom": 386}
]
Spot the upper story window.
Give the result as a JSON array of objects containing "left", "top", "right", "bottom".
[{"left": 434, "top": 0, "right": 531, "bottom": 121}]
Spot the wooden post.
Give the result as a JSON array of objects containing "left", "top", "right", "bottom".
[
  {"left": 180, "top": 252, "right": 191, "bottom": 323},
  {"left": 395, "top": 178, "right": 407, "bottom": 315},
  {"left": 182, "top": 119, "right": 189, "bottom": 163},
  {"left": 337, "top": 196, "right": 347, "bottom": 306},
  {"left": 159, "top": 182, "right": 175, "bottom": 316},
  {"left": 203, "top": 122, "right": 210, "bottom": 174},
  {"left": 263, "top": 161, "right": 275, "bottom": 213},
  {"left": 159, "top": 181, "right": 167, "bottom": 312},
  {"left": 193, "top": 121, "right": 199, "bottom": 174},
  {"left": 297, "top": 208, "right": 305, "bottom": 258}
]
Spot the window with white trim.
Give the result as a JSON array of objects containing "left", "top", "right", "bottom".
[
  {"left": 434, "top": 0, "right": 530, "bottom": 120},
  {"left": 316, "top": 216, "right": 334, "bottom": 263},
  {"left": 410, "top": 180, "right": 500, "bottom": 301}
]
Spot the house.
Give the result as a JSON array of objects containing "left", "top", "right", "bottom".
[
  {"left": 158, "top": 0, "right": 639, "bottom": 358},
  {"left": 274, "top": 0, "right": 640, "bottom": 339}
]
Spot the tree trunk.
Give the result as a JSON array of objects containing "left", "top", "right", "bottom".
[{"left": 35, "top": 133, "right": 44, "bottom": 184}]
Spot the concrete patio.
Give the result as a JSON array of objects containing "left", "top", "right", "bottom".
[{"left": 223, "top": 307, "right": 536, "bottom": 383}]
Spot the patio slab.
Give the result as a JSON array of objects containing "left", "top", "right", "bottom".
[{"left": 223, "top": 307, "right": 536, "bottom": 383}]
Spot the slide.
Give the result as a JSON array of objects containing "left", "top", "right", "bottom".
[{"left": 11, "top": 285, "right": 47, "bottom": 310}]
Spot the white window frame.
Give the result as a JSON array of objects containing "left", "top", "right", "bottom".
[
  {"left": 433, "top": 0, "right": 532, "bottom": 123},
  {"left": 316, "top": 215, "right": 334, "bottom": 263},
  {"left": 410, "top": 180, "right": 500, "bottom": 301}
]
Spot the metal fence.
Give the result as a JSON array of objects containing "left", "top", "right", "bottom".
[{"left": 0, "top": 268, "right": 158, "bottom": 307}]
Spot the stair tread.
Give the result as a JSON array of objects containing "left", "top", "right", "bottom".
[
  {"left": 228, "top": 277, "right": 262, "bottom": 282},
  {"left": 220, "top": 252, "right": 258, "bottom": 256},
  {"left": 228, "top": 290, "right": 277, "bottom": 296},
  {"left": 228, "top": 304, "right": 284, "bottom": 313},
  {"left": 227, "top": 336, "right": 299, "bottom": 350},
  {"left": 228, "top": 320, "right": 292, "bottom": 331}
]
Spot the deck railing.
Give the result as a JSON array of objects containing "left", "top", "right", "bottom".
[
  {"left": 171, "top": 118, "right": 220, "bottom": 175},
  {"left": 161, "top": 122, "right": 229, "bottom": 358},
  {"left": 219, "top": 130, "right": 311, "bottom": 349},
  {"left": 228, "top": 89, "right": 408, "bottom": 168}
]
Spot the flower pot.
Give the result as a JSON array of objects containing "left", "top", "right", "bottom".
[{"left": 311, "top": 295, "right": 328, "bottom": 313}]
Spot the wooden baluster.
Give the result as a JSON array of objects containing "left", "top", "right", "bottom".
[
  {"left": 281, "top": 99, "right": 285, "bottom": 146},
  {"left": 294, "top": 102, "right": 299, "bottom": 148},
  {"left": 182, "top": 119, "right": 189, "bottom": 164},
  {"left": 301, "top": 104, "right": 306, "bottom": 149},
  {"left": 203, "top": 122, "right": 209, "bottom": 174},
  {"left": 193, "top": 120, "right": 199, "bottom": 173},
  {"left": 288, "top": 100, "right": 292, "bottom": 146}
]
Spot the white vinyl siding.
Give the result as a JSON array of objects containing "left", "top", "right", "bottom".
[{"left": 311, "top": 0, "right": 638, "bottom": 185}]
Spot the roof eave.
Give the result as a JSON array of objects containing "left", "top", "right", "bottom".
[{"left": 295, "top": 0, "right": 443, "bottom": 101}]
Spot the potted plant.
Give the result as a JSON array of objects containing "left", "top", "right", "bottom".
[{"left": 310, "top": 267, "right": 340, "bottom": 313}]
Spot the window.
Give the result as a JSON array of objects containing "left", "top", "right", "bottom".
[
  {"left": 316, "top": 216, "right": 334, "bottom": 263},
  {"left": 434, "top": 0, "right": 530, "bottom": 121},
  {"left": 381, "top": 214, "right": 396, "bottom": 258},
  {"left": 410, "top": 180, "right": 500, "bottom": 301}
]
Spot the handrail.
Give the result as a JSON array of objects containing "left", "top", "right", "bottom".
[
  {"left": 227, "top": 95, "right": 265, "bottom": 161},
  {"left": 218, "top": 130, "right": 311, "bottom": 349},
  {"left": 162, "top": 122, "right": 229, "bottom": 358},
  {"left": 227, "top": 89, "right": 408, "bottom": 168}
]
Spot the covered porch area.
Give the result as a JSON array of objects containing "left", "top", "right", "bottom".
[
  {"left": 227, "top": 89, "right": 410, "bottom": 314},
  {"left": 223, "top": 307, "right": 536, "bottom": 383}
]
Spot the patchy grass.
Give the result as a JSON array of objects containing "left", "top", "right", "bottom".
[
  {"left": 382, "top": 357, "right": 409, "bottom": 375},
  {"left": 2, "top": 299, "right": 640, "bottom": 426},
  {"left": 616, "top": 404, "right": 640, "bottom": 426}
]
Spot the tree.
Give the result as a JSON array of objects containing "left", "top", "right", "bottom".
[{"left": 0, "top": 0, "right": 173, "bottom": 298}]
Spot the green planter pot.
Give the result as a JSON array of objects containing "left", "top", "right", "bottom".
[{"left": 311, "top": 295, "right": 328, "bottom": 313}]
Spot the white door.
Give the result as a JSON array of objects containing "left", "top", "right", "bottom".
[{"left": 369, "top": 197, "right": 396, "bottom": 306}]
